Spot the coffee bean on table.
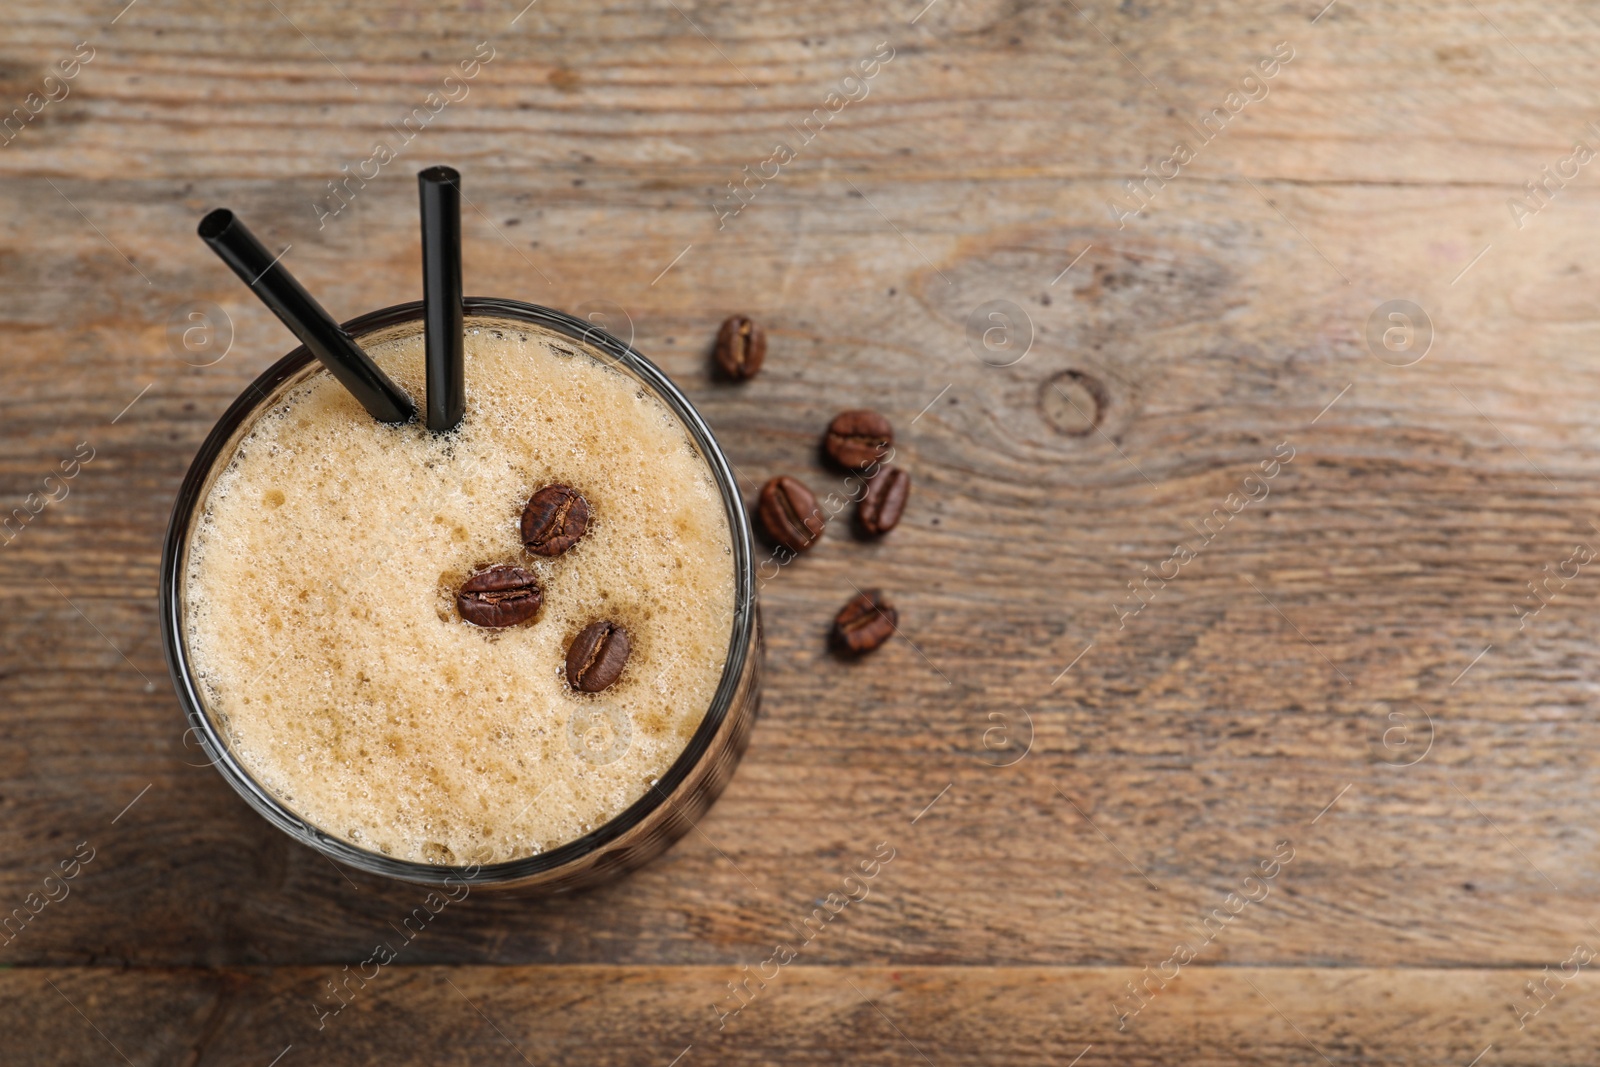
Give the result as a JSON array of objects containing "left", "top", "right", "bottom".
[
  {"left": 758, "top": 475, "right": 825, "bottom": 553},
  {"left": 824, "top": 409, "right": 893, "bottom": 470},
  {"left": 858, "top": 465, "right": 910, "bottom": 536},
  {"left": 457, "top": 565, "right": 544, "bottom": 628},
  {"left": 566, "top": 619, "right": 631, "bottom": 692},
  {"left": 522, "top": 484, "right": 589, "bottom": 557},
  {"left": 832, "top": 589, "right": 897, "bottom": 654},
  {"left": 714, "top": 315, "right": 766, "bottom": 381}
]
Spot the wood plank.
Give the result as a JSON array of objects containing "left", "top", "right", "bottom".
[
  {"left": 4, "top": 174, "right": 1600, "bottom": 965},
  {"left": 5, "top": 965, "right": 1597, "bottom": 1066}
]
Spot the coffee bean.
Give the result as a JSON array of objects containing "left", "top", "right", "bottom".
[
  {"left": 457, "top": 565, "right": 544, "bottom": 628},
  {"left": 522, "top": 484, "right": 589, "bottom": 557},
  {"left": 714, "top": 315, "right": 766, "bottom": 381},
  {"left": 758, "top": 475, "right": 825, "bottom": 553},
  {"left": 832, "top": 589, "right": 897, "bottom": 654},
  {"left": 566, "top": 619, "right": 631, "bottom": 692},
  {"left": 824, "top": 409, "right": 893, "bottom": 470},
  {"left": 858, "top": 466, "right": 910, "bottom": 536}
]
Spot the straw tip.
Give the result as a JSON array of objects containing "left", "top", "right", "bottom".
[
  {"left": 198, "top": 208, "right": 234, "bottom": 241},
  {"left": 418, "top": 165, "right": 460, "bottom": 185}
]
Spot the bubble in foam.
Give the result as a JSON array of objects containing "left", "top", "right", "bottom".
[{"left": 184, "top": 322, "right": 735, "bottom": 863}]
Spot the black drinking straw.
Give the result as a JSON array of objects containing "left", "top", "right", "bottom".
[
  {"left": 197, "top": 209, "right": 416, "bottom": 424},
  {"left": 418, "top": 166, "right": 464, "bottom": 432}
]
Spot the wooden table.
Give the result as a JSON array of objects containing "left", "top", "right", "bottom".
[{"left": 4, "top": 0, "right": 1599, "bottom": 1062}]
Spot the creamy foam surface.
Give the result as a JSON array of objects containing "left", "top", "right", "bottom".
[{"left": 184, "top": 321, "right": 736, "bottom": 864}]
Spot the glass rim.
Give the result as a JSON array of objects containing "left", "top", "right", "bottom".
[{"left": 159, "top": 297, "right": 758, "bottom": 886}]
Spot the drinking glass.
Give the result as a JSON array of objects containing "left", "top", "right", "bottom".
[{"left": 160, "top": 298, "right": 762, "bottom": 892}]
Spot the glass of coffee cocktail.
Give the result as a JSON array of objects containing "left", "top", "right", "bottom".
[{"left": 160, "top": 299, "right": 761, "bottom": 892}]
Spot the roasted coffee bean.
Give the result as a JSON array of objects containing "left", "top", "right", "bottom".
[
  {"left": 457, "top": 565, "right": 544, "bottom": 628},
  {"left": 858, "top": 465, "right": 910, "bottom": 536},
  {"left": 566, "top": 619, "right": 631, "bottom": 692},
  {"left": 832, "top": 589, "right": 897, "bottom": 654},
  {"left": 758, "top": 475, "right": 825, "bottom": 553},
  {"left": 824, "top": 409, "right": 893, "bottom": 470},
  {"left": 522, "top": 484, "right": 589, "bottom": 557},
  {"left": 714, "top": 314, "right": 766, "bottom": 381}
]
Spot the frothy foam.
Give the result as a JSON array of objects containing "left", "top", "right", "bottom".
[{"left": 184, "top": 320, "right": 736, "bottom": 864}]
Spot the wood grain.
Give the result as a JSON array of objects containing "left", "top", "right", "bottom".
[
  {"left": 7, "top": 965, "right": 1600, "bottom": 1066},
  {"left": 5, "top": 0, "right": 1600, "bottom": 1061}
]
